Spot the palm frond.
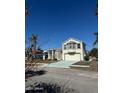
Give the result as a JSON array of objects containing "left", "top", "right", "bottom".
[{"left": 93, "top": 32, "right": 98, "bottom": 46}]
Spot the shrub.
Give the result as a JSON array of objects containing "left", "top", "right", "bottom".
[
  {"left": 26, "top": 82, "right": 79, "bottom": 93},
  {"left": 84, "top": 55, "right": 89, "bottom": 61}
]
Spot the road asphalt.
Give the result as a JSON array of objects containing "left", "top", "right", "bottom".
[{"left": 26, "top": 67, "right": 98, "bottom": 93}]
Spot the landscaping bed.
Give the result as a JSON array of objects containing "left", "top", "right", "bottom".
[
  {"left": 72, "top": 61, "right": 90, "bottom": 65},
  {"left": 89, "top": 60, "right": 98, "bottom": 71},
  {"left": 70, "top": 66, "right": 90, "bottom": 71},
  {"left": 70, "top": 60, "right": 98, "bottom": 72}
]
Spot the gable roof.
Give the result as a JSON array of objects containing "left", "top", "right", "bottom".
[{"left": 63, "top": 38, "right": 84, "bottom": 44}]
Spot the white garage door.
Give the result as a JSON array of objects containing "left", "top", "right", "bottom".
[{"left": 64, "top": 54, "right": 81, "bottom": 61}]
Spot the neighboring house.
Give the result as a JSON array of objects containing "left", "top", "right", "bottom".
[
  {"left": 54, "top": 49, "right": 62, "bottom": 60},
  {"left": 43, "top": 50, "right": 48, "bottom": 60},
  {"left": 32, "top": 50, "right": 44, "bottom": 59},
  {"left": 62, "top": 38, "right": 86, "bottom": 61},
  {"left": 47, "top": 49, "right": 62, "bottom": 60}
]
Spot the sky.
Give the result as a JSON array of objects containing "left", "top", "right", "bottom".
[{"left": 25, "top": 0, "right": 98, "bottom": 51}]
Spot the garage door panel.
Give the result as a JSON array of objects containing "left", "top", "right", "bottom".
[{"left": 64, "top": 54, "right": 80, "bottom": 61}]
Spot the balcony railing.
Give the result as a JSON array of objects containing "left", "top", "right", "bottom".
[{"left": 67, "top": 49, "right": 76, "bottom": 54}]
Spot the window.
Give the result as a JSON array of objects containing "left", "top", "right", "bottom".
[
  {"left": 67, "top": 43, "right": 76, "bottom": 49},
  {"left": 73, "top": 43, "right": 76, "bottom": 49},
  {"left": 70, "top": 44, "right": 72, "bottom": 49},
  {"left": 77, "top": 44, "right": 80, "bottom": 49},
  {"left": 64, "top": 45, "right": 66, "bottom": 50}
]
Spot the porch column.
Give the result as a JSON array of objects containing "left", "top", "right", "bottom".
[
  {"left": 52, "top": 50, "right": 54, "bottom": 60},
  {"left": 43, "top": 54, "right": 45, "bottom": 60},
  {"left": 48, "top": 50, "right": 50, "bottom": 59}
]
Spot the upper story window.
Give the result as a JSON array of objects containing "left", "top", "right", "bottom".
[
  {"left": 73, "top": 43, "right": 76, "bottom": 49},
  {"left": 67, "top": 43, "right": 76, "bottom": 49},
  {"left": 77, "top": 43, "right": 80, "bottom": 49},
  {"left": 69, "top": 43, "right": 72, "bottom": 49},
  {"left": 64, "top": 45, "right": 66, "bottom": 50}
]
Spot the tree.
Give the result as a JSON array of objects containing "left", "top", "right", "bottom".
[
  {"left": 25, "top": 8, "right": 28, "bottom": 16},
  {"left": 89, "top": 48, "right": 98, "bottom": 58},
  {"left": 29, "top": 34, "right": 38, "bottom": 51},
  {"left": 93, "top": 32, "right": 98, "bottom": 46},
  {"left": 95, "top": 4, "right": 98, "bottom": 16},
  {"left": 93, "top": 4, "right": 98, "bottom": 46}
]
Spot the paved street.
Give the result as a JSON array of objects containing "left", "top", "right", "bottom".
[{"left": 26, "top": 67, "right": 98, "bottom": 93}]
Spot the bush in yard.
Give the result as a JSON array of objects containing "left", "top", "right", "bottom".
[
  {"left": 84, "top": 55, "right": 89, "bottom": 61},
  {"left": 26, "top": 81, "right": 79, "bottom": 93}
]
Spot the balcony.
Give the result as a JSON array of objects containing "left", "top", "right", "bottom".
[{"left": 67, "top": 49, "right": 76, "bottom": 54}]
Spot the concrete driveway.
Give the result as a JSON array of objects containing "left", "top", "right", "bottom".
[
  {"left": 47, "top": 60, "right": 77, "bottom": 68},
  {"left": 26, "top": 67, "right": 98, "bottom": 93}
]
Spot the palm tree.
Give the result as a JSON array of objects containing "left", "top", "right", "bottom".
[
  {"left": 25, "top": 8, "right": 28, "bottom": 16},
  {"left": 93, "top": 32, "right": 98, "bottom": 46},
  {"left": 29, "top": 34, "right": 38, "bottom": 52},
  {"left": 93, "top": 4, "right": 98, "bottom": 46},
  {"left": 89, "top": 48, "right": 98, "bottom": 58},
  {"left": 95, "top": 4, "right": 98, "bottom": 16}
]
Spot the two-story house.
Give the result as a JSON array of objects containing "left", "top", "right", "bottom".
[{"left": 62, "top": 38, "right": 86, "bottom": 61}]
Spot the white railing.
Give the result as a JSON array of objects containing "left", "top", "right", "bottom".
[{"left": 67, "top": 49, "right": 76, "bottom": 53}]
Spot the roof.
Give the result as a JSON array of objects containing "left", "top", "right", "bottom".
[
  {"left": 63, "top": 38, "right": 84, "bottom": 44},
  {"left": 32, "top": 50, "right": 43, "bottom": 54},
  {"left": 48, "top": 48, "right": 61, "bottom": 51}
]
